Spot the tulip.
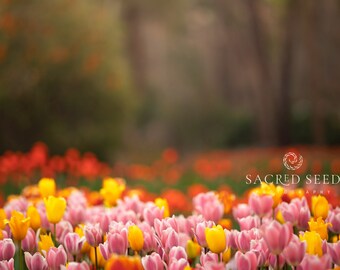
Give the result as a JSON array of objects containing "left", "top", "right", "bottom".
[
  {"left": 24, "top": 252, "right": 48, "bottom": 270},
  {"left": 44, "top": 196, "right": 67, "bottom": 224},
  {"left": 0, "top": 258, "right": 14, "bottom": 270},
  {"left": 186, "top": 240, "right": 201, "bottom": 259},
  {"left": 237, "top": 216, "right": 260, "bottom": 231},
  {"left": 141, "top": 252, "right": 164, "bottom": 270},
  {"left": 193, "top": 192, "right": 224, "bottom": 223},
  {"left": 254, "top": 182, "right": 284, "bottom": 208},
  {"left": 261, "top": 220, "right": 292, "bottom": 255},
  {"left": 193, "top": 221, "right": 214, "bottom": 247},
  {"left": 56, "top": 220, "right": 73, "bottom": 245},
  {"left": 168, "top": 258, "right": 189, "bottom": 270},
  {"left": 250, "top": 238, "right": 269, "bottom": 267},
  {"left": 64, "top": 232, "right": 84, "bottom": 256},
  {"left": 99, "top": 229, "right": 128, "bottom": 259},
  {"left": 160, "top": 228, "right": 179, "bottom": 251},
  {"left": 22, "top": 228, "right": 36, "bottom": 253},
  {"left": 278, "top": 201, "right": 299, "bottom": 225},
  {"left": 232, "top": 203, "right": 252, "bottom": 220},
  {"left": 38, "top": 178, "right": 56, "bottom": 198},
  {"left": 0, "top": 209, "right": 6, "bottom": 230},
  {"left": 100, "top": 178, "right": 125, "bottom": 207},
  {"left": 89, "top": 246, "right": 106, "bottom": 268},
  {"left": 282, "top": 235, "right": 306, "bottom": 266},
  {"left": 327, "top": 207, "right": 340, "bottom": 234},
  {"left": 268, "top": 253, "right": 285, "bottom": 270},
  {"left": 169, "top": 246, "right": 187, "bottom": 263},
  {"left": 38, "top": 233, "right": 55, "bottom": 253},
  {"left": 205, "top": 225, "right": 226, "bottom": 254},
  {"left": 46, "top": 246, "right": 67, "bottom": 270},
  {"left": 249, "top": 193, "right": 273, "bottom": 217},
  {"left": 298, "top": 254, "right": 332, "bottom": 270},
  {"left": 61, "top": 262, "right": 90, "bottom": 270},
  {"left": 0, "top": 238, "right": 15, "bottom": 260},
  {"left": 84, "top": 223, "right": 102, "bottom": 247},
  {"left": 128, "top": 225, "right": 144, "bottom": 252},
  {"left": 311, "top": 195, "right": 329, "bottom": 220},
  {"left": 299, "top": 231, "right": 323, "bottom": 257},
  {"left": 235, "top": 251, "right": 257, "bottom": 270},
  {"left": 155, "top": 198, "right": 170, "bottom": 218},
  {"left": 327, "top": 241, "right": 340, "bottom": 266},
  {"left": 308, "top": 217, "right": 330, "bottom": 240},
  {"left": 7, "top": 210, "right": 30, "bottom": 241},
  {"left": 26, "top": 205, "right": 41, "bottom": 231},
  {"left": 200, "top": 252, "right": 218, "bottom": 267},
  {"left": 143, "top": 204, "right": 164, "bottom": 226}
]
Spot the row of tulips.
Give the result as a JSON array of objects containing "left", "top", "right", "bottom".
[{"left": 0, "top": 177, "right": 339, "bottom": 269}]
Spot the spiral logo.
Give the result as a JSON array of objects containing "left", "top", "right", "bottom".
[{"left": 283, "top": 152, "right": 303, "bottom": 170}]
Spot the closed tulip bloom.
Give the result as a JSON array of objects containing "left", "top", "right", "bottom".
[
  {"left": 308, "top": 217, "right": 330, "bottom": 240},
  {"left": 128, "top": 225, "right": 144, "bottom": 251},
  {"left": 44, "top": 196, "right": 66, "bottom": 224},
  {"left": 298, "top": 254, "right": 332, "bottom": 270},
  {"left": 25, "top": 252, "right": 48, "bottom": 270},
  {"left": 261, "top": 220, "right": 292, "bottom": 254},
  {"left": 141, "top": 252, "right": 163, "bottom": 270},
  {"left": 299, "top": 231, "right": 323, "bottom": 257},
  {"left": 22, "top": 228, "right": 36, "bottom": 252},
  {"left": 64, "top": 232, "right": 84, "bottom": 256},
  {"left": 46, "top": 246, "right": 67, "bottom": 270},
  {"left": 193, "top": 221, "right": 214, "bottom": 247},
  {"left": 100, "top": 178, "right": 125, "bottom": 207},
  {"left": 193, "top": 192, "right": 224, "bottom": 223},
  {"left": 205, "top": 225, "right": 226, "bottom": 254},
  {"left": 0, "top": 258, "right": 14, "bottom": 270},
  {"left": 26, "top": 205, "right": 41, "bottom": 231},
  {"left": 311, "top": 195, "right": 329, "bottom": 220},
  {"left": 38, "top": 178, "right": 56, "bottom": 198},
  {"left": 327, "top": 207, "right": 340, "bottom": 234},
  {"left": 7, "top": 210, "right": 30, "bottom": 241},
  {"left": 249, "top": 193, "right": 273, "bottom": 217},
  {"left": 155, "top": 198, "right": 170, "bottom": 218},
  {"left": 237, "top": 216, "right": 260, "bottom": 231},
  {"left": 168, "top": 258, "right": 189, "bottom": 270},
  {"left": 235, "top": 251, "right": 257, "bottom": 270},
  {"left": 327, "top": 241, "right": 340, "bottom": 265},
  {"left": 169, "top": 246, "right": 187, "bottom": 263},
  {"left": 186, "top": 240, "right": 201, "bottom": 259},
  {"left": 0, "top": 238, "right": 15, "bottom": 260},
  {"left": 232, "top": 204, "right": 252, "bottom": 220},
  {"left": 268, "top": 253, "right": 285, "bottom": 270},
  {"left": 282, "top": 235, "right": 306, "bottom": 266},
  {"left": 84, "top": 223, "right": 102, "bottom": 247}
]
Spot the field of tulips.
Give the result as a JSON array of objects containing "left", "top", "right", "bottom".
[{"left": 0, "top": 143, "right": 339, "bottom": 269}]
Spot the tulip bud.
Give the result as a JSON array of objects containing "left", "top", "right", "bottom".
[
  {"left": 235, "top": 251, "right": 257, "bottom": 270},
  {"left": 128, "top": 225, "right": 144, "bottom": 252},
  {"left": 141, "top": 252, "right": 163, "bottom": 270},
  {"left": 38, "top": 178, "right": 56, "bottom": 198},
  {"left": 25, "top": 252, "right": 48, "bottom": 270},
  {"left": 27, "top": 205, "right": 41, "bottom": 231},
  {"left": 46, "top": 246, "right": 67, "bottom": 270},
  {"left": 0, "top": 238, "right": 15, "bottom": 260},
  {"left": 311, "top": 195, "right": 329, "bottom": 220},
  {"left": 205, "top": 225, "right": 226, "bottom": 254},
  {"left": 22, "top": 228, "right": 36, "bottom": 253},
  {"left": 84, "top": 223, "right": 102, "bottom": 247},
  {"left": 64, "top": 232, "right": 84, "bottom": 256},
  {"left": 282, "top": 235, "right": 306, "bottom": 266}
]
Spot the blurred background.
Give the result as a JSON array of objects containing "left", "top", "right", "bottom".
[{"left": 0, "top": 0, "right": 339, "bottom": 161}]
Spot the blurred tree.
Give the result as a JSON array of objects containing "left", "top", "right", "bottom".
[{"left": 0, "top": 0, "right": 132, "bottom": 159}]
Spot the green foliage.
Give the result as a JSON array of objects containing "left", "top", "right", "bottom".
[{"left": 0, "top": 0, "right": 132, "bottom": 159}]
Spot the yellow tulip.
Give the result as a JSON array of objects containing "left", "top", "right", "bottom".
[
  {"left": 38, "top": 233, "right": 54, "bottom": 252},
  {"left": 308, "top": 217, "right": 331, "bottom": 240},
  {"left": 205, "top": 225, "right": 226, "bottom": 254},
  {"left": 100, "top": 178, "right": 125, "bottom": 207},
  {"left": 155, "top": 198, "right": 170, "bottom": 218},
  {"left": 186, "top": 240, "right": 201, "bottom": 259},
  {"left": 105, "top": 255, "right": 143, "bottom": 270},
  {"left": 90, "top": 246, "right": 106, "bottom": 268},
  {"left": 276, "top": 210, "right": 285, "bottom": 224},
  {"left": 7, "top": 211, "right": 30, "bottom": 241},
  {"left": 312, "top": 195, "right": 329, "bottom": 220},
  {"left": 0, "top": 209, "right": 6, "bottom": 230},
  {"left": 38, "top": 178, "right": 56, "bottom": 198},
  {"left": 300, "top": 231, "right": 323, "bottom": 257},
  {"left": 222, "top": 248, "right": 231, "bottom": 263},
  {"left": 128, "top": 225, "right": 144, "bottom": 251},
  {"left": 44, "top": 196, "right": 66, "bottom": 224},
  {"left": 27, "top": 205, "right": 41, "bottom": 231}
]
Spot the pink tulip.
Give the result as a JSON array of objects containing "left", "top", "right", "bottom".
[
  {"left": 64, "top": 233, "right": 84, "bottom": 256},
  {"left": 193, "top": 221, "right": 214, "bottom": 247},
  {"left": 56, "top": 221, "right": 73, "bottom": 244},
  {"left": 225, "top": 229, "right": 239, "bottom": 249},
  {"left": 143, "top": 203, "right": 164, "bottom": 226},
  {"left": 297, "top": 254, "right": 332, "bottom": 270},
  {"left": 327, "top": 207, "right": 340, "bottom": 234},
  {"left": 268, "top": 253, "right": 285, "bottom": 270},
  {"left": 139, "top": 222, "right": 157, "bottom": 252},
  {"left": 278, "top": 202, "right": 299, "bottom": 225},
  {"left": 200, "top": 252, "right": 218, "bottom": 267},
  {"left": 235, "top": 251, "right": 257, "bottom": 270},
  {"left": 193, "top": 192, "right": 224, "bottom": 223},
  {"left": 154, "top": 218, "right": 179, "bottom": 237},
  {"left": 261, "top": 220, "right": 293, "bottom": 254},
  {"left": 233, "top": 203, "right": 252, "bottom": 219},
  {"left": 61, "top": 262, "right": 90, "bottom": 270},
  {"left": 161, "top": 228, "right": 179, "bottom": 251},
  {"left": 0, "top": 258, "right": 14, "bottom": 270},
  {"left": 238, "top": 216, "right": 260, "bottom": 230},
  {"left": 99, "top": 229, "right": 128, "bottom": 259},
  {"left": 168, "top": 258, "right": 189, "bottom": 270},
  {"left": 65, "top": 205, "right": 85, "bottom": 226},
  {"left": 327, "top": 241, "right": 340, "bottom": 266},
  {"left": 84, "top": 223, "right": 102, "bottom": 247},
  {"left": 46, "top": 246, "right": 67, "bottom": 270},
  {"left": 168, "top": 246, "right": 187, "bottom": 264},
  {"left": 117, "top": 195, "right": 145, "bottom": 215},
  {"left": 236, "top": 229, "right": 260, "bottom": 252},
  {"left": 25, "top": 252, "right": 48, "bottom": 270},
  {"left": 141, "top": 252, "right": 164, "bottom": 270},
  {"left": 250, "top": 238, "right": 269, "bottom": 267},
  {"left": 22, "top": 228, "right": 36, "bottom": 253},
  {"left": 282, "top": 235, "right": 306, "bottom": 266},
  {"left": 248, "top": 193, "right": 273, "bottom": 217},
  {"left": 0, "top": 238, "right": 15, "bottom": 261}
]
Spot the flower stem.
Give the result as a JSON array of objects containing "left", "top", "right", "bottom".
[
  {"left": 277, "top": 254, "right": 280, "bottom": 270},
  {"left": 19, "top": 240, "right": 23, "bottom": 270},
  {"left": 94, "top": 247, "right": 98, "bottom": 270},
  {"left": 53, "top": 223, "right": 57, "bottom": 245}
]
